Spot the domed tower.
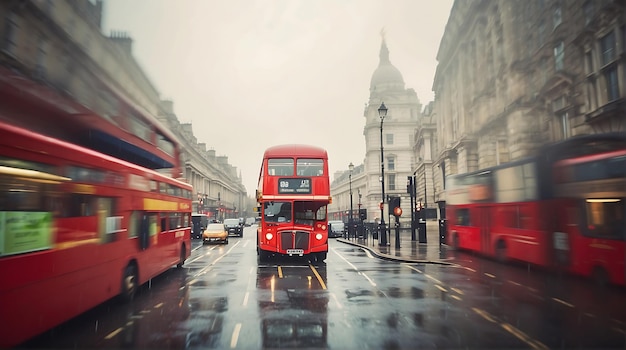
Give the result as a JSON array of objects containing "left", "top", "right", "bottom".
[
  {"left": 362, "top": 37, "right": 422, "bottom": 225},
  {"left": 370, "top": 38, "right": 406, "bottom": 93}
]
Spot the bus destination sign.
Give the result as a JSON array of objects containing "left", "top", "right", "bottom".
[{"left": 278, "top": 178, "right": 311, "bottom": 194}]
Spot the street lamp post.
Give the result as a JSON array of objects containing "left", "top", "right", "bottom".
[
  {"left": 358, "top": 189, "right": 362, "bottom": 238},
  {"left": 348, "top": 162, "right": 354, "bottom": 239},
  {"left": 378, "top": 102, "right": 388, "bottom": 246}
]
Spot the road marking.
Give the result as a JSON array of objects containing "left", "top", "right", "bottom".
[
  {"left": 551, "top": 297, "right": 574, "bottom": 308},
  {"left": 230, "top": 323, "right": 242, "bottom": 348},
  {"left": 310, "top": 264, "right": 327, "bottom": 290},
  {"left": 434, "top": 284, "right": 447, "bottom": 292},
  {"left": 472, "top": 307, "right": 548, "bottom": 350},
  {"left": 104, "top": 327, "right": 123, "bottom": 340},
  {"left": 153, "top": 302, "right": 164, "bottom": 309},
  {"left": 242, "top": 292, "right": 249, "bottom": 307},
  {"left": 424, "top": 273, "right": 443, "bottom": 285},
  {"left": 464, "top": 267, "right": 477, "bottom": 273},
  {"left": 277, "top": 266, "right": 283, "bottom": 278},
  {"left": 484, "top": 272, "right": 496, "bottom": 278},
  {"left": 451, "top": 287, "right": 464, "bottom": 295},
  {"left": 450, "top": 294, "right": 462, "bottom": 301},
  {"left": 331, "top": 248, "right": 377, "bottom": 287},
  {"left": 405, "top": 265, "right": 423, "bottom": 274},
  {"left": 330, "top": 292, "right": 343, "bottom": 309}
]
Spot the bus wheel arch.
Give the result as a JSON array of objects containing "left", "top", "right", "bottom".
[
  {"left": 495, "top": 239, "right": 507, "bottom": 262},
  {"left": 176, "top": 243, "right": 186, "bottom": 268},
  {"left": 591, "top": 265, "right": 610, "bottom": 287},
  {"left": 120, "top": 261, "right": 138, "bottom": 303}
]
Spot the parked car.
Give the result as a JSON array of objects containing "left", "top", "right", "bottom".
[
  {"left": 224, "top": 218, "right": 243, "bottom": 237},
  {"left": 202, "top": 223, "right": 228, "bottom": 244},
  {"left": 328, "top": 220, "right": 345, "bottom": 238}
]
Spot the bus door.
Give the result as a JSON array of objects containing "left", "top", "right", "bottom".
[{"left": 479, "top": 206, "right": 492, "bottom": 255}]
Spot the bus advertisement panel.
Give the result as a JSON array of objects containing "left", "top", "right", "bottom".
[
  {"left": 446, "top": 133, "right": 625, "bottom": 286},
  {"left": 0, "top": 121, "right": 192, "bottom": 347},
  {"left": 256, "top": 145, "right": 331, "bottom": 263}
]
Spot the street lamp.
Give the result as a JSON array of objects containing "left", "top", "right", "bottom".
[
  {"left": 378, "top": 102, "right": 388, "bottom": 246},
  {"left": 348, "top": 162, "right": 354, "bottom": 238}
]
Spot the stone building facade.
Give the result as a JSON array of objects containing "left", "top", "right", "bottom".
[
  {"left": 429, "top": 0, "right": 625, "bottom": 212},
  {"left": 332, "top": 0, "right": 625, "bottom": 225},
  {"left": 0, "top": 0, "right": 247, "bottom": 218},
  {"left": 330, "top": 39, "right": 423, "bottom": 225}
]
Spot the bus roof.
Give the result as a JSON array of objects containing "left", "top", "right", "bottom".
[{"left": 263, "top": 144, "right": 328, "bottom": 159}]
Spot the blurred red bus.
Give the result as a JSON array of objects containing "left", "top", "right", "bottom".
[
  {"left": 256, "top": 145, "right": 331, "bottom": 263},
  {"left": 446, "top": 133, "right": 625, "bottom": 285},
  {"left": 0, "top": 121, "right": 192, "bottom": 347}
]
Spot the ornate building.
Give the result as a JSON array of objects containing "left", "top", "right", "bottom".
[
  {"left": 0, "top": 0, "right": 247, "bottom": 218},
  {"left": 330, "top": 38, "right": 423, "bottom": 225},
  {"left": 428, "top": 0, "right": 625, "bottom": 213}
]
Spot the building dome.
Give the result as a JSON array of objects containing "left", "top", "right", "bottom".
[{"left": 370, "top": 39, "right": 405, "bottom": 91}]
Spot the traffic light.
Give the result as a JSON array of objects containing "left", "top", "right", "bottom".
[
  {"left": 407, "top": 176, "right": 414, "bottom": 194},
  {"left": 389, "top": 196, "right": 401, "bottom": 212},
  {"left": 359, "top": 208, "right": 367, "bottom": 220}
]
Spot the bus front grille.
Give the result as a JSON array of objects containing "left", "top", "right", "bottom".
[{"left": 279, "top": 230, "right": 310, "bottom": 250}]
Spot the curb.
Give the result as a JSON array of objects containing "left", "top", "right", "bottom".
[{"left": 336, "top": 238, "right": 457, "bottom": 266}]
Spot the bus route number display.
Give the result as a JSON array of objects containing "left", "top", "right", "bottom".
[{"left": 278, "top": 178, "right": 311, "bottom": 194}]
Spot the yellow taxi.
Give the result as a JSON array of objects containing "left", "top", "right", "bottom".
[{"left": 202, "top": 223, "right": 228, "bottom": 244}]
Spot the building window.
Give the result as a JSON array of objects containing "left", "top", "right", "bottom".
[
  {"left": 600, "top": 31, "right": 616, "bottom": 66},
  {"left": 553, "top": 6, "right": 562, "bottom": 29},
  {"left": 557, "top": 111, "right": 570, "bottom": 140},
  {"left": 387, "top": 174, "right": 395, "bottom": 191},
  {"left": 583, "top": 1, "right": 594, "bottom": 26},
  {"left": 554, "top": 41, "right": 564, "bottom": 71},
  {"left": 605, "top": 68, "right": 619, "bottom": 102},
  {"left": 584, "top": 51, "right": 593, "bottom": 74},
  {"left": 385, "top": 134, "right": 394, "bottom": 145},
  {"left": 387, "top": 156, "right": 395, "bottom": 171}
]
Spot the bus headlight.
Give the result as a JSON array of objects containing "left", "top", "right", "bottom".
[
  {"left": 315, "top": 233, "right": 323, "bottom": 240},
  {"left": 265, "top": 233, "right": 273, "bottom": 240},
  {"left": 320, "top": 224, "right": 326, "bottom": 230}
]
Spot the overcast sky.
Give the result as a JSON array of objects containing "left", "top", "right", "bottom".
[{"left": 101, "top": 0, "right": 454, "bottom": 195}]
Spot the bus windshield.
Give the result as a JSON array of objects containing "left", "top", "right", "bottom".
[{"left": 264, "top": 201, "right": 292, "bottom": 223}]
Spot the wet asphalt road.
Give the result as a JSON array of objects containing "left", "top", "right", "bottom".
[{"left": 20, "top": 225, "right": 626, "bottom": 349}]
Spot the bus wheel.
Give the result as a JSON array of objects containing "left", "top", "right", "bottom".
[
  {"left": 258, "top": 251, "right": 270, "bottom": 264},
  {"left": 315, "top": 252, "right": 327, "bottom": 263},
  {"left": 592, "top": 266, "right": 609, "bottom": 287},
  {"left": 176, "top": 244, "right": 186, "bottom": 268},
  {"left": 495, "top": 240, "right": 507, "bottom": 263},
  {"left": 120, "top": 264, "right": 138, "bottom": 302}
]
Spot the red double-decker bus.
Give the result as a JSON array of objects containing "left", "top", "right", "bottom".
[
  {"left": 256, "top": 144, "right": 331, "bottom": 263},
  {"left": 446, "top": 133, "right": 625, "bottom": 285},
  {"left": 0, "top": 121, "right": 192, "bottom": 347}
]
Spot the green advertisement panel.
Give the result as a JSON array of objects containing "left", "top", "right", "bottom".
[{"left": 0, "top": 212, "right": 53, "bottom": 257}]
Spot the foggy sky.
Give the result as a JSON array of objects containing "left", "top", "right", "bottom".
[{"left": 102, "top": 0, "right": 454, "bottom": 195}]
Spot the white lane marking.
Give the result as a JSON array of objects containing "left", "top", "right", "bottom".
[
  {"left": 330, "top": 292, "right": 343, "bottom": 309},
  {"left": 230, "top": 323, "right": 242, "bottom": 348},
  {"left": 331, "top": 247, "right": 377, "bottom": 287},
  {"left": 242, "top": 292, "right": 249, "bottom": 307}
]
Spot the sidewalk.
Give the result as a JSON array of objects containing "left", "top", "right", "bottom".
[{"left": 337, "top": 220, "right": 456, "bottom": 265}]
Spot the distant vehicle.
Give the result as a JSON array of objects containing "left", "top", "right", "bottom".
[
  {"left": 203, "top": 223, "right": 228, "bottom": 244},
  {"left": 224, "top": 218, "right": 243, "bottom": 237},
  {"left": 192, "top": 214, "right": 209, "bottom": 239},
  {"left": 327, "top": 220, "right": 345, "bottom": 238},
  {"left": 245, "top": 217, "right": 256, "bottom": 226}
]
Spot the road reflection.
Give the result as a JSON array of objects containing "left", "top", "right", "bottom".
[{"left": 257, "top": 257, "right": 329, "bottom": 349}]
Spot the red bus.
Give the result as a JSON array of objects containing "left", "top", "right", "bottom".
[
  {"left": 256, "top": 145, "right": 331, "bottom": 263},
  {"left": 446, "top": 133, "right": 626, "bottom": 285},
  {"left": 0, "top": 121, "right": 192, "bottom": 347}
]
